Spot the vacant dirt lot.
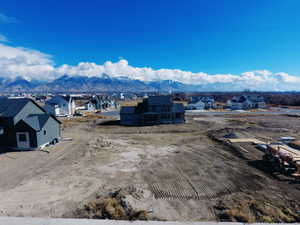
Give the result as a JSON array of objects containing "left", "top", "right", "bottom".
[{"left": 0, "top": 114, "right": 299, "bottom": 222}]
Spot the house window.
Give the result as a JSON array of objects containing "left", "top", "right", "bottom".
[
  {"left": 44, "top": 130, "right": 47, "bottom": 135},
  {"left": 19, "top": 134, "right": 27, "bottom": 142}
]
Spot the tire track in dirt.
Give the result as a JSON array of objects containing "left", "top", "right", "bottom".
[{"left": 144, "top": 140, "right": 261, "bottom": 202}]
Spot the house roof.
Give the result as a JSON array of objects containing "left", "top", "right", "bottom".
[
  {"left": 46, "top": 95, "right": 71, "bottom": 105},
  {"left": 22, "top": 114, "right": 60, "bottom": 131},
  {"left": 23, "top": 114, "right": 48, "bottom": 130},
  {"left": 231, "top": 95, "right": 265, "bottom": 103},
  {"left": 148, "top": 96, "right": 172, "bottom": 105},
  {"left": 191, "top": 100, "right": 205, "bottom": 106},
  {"left": 120, "top": 106, "right": 136, "bottom": 114},
  {"left": 0, "top": 98, "right": 33, "bottom": 117}
]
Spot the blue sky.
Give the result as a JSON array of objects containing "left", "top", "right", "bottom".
[{"left": 0, "top": 0, "right": 300, "bottom": 90}]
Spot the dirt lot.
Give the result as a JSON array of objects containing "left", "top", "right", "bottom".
[{"left": 0, "top": 114, "right": 299, "bottom": 222}]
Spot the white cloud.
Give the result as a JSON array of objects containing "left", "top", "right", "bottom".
[
  {"left": 275, "top": 72, "right": 300, "bottom": 83},
  {"left": 0, "top": 43, "right": 56, "bottom": 81},
  {"left": 0, "top": 43, "right": 300, "bottom": 91}
]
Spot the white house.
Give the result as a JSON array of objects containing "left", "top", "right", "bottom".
[
  {"left": 186, "top": 100, "right": 205, "bottom": 110},
  {"left": 226, "top": 95, "right": 266, "bottom": 110},
  {"left": 189, "top": 96, "right": 215, "bottom": 109},
  {"left": 44, "top": 95, "right": 76, "bottom": 117}
]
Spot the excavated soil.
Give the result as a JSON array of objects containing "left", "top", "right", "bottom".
[{"left": 0, "top": 114, "right": 299, "bottom": 222}]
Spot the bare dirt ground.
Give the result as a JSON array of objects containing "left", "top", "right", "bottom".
[{"left": 0, "top": 114, "right": 299, "bottom": 222}]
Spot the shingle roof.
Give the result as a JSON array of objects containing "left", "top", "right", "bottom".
[
  {"left": 46, "top": 95, "right": 70, "bottom": 105},
  {"left": 0, "top": 98, "right": 31, "bottom": 117},
  {"left": 23, "top": 114, "right": 51, "bottom": 131},
  {"left": 148, "top": 96, "right": 172, "bottom": 105}
]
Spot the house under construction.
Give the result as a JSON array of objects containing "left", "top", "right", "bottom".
[{"left": 120, "top": 95, "right": 185, "bottom": 126}]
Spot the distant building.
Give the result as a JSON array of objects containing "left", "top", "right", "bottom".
[
  {"left": 188, "top": 96, "right": 215, "bottom": 110},
  {"left": 44, "top": 95, "right": 76, "bottom": 117},
  {"left": 85, "top": 95, "right": 119, "bottom": 111},
  {"left": 226, "top": 95, "right": 266, "bottom": 110},
  {"left": 185, "top": 100, "right": 205, "bottom": 110},
  {"left": 85, "top": 95, "right": 102, "bottom": 111},
  {"left": 0, "top": 98, "right": 61, "bottom": 150},
  {"left": 120, "top": 95, "right": 185, "bottom": 126}
]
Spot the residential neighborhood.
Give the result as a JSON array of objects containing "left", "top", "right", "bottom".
[{"left": 1, "top": 0, "right": 300, "bottom": 224}]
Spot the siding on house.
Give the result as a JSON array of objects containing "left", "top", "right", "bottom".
[{"left": 36, "top": 116, "right": 61, "bottom": 146}]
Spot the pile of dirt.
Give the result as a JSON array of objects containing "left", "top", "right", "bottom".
[
  {"left": 214, "top": 192, "right": 300, "bottom": 223},
  {"left": 73, "top": 187, "right": 157, "bottom": 221}
]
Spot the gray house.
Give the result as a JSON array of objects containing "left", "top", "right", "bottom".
[
  {"left": 44, "top": 95, "right": 76, "bottom": 117},
  {"left": 85, "top": 95, "right": 102, "bottom": 111},
  {"left": 85, "top": 95, "right": 119, "bottom": 111},
  {"left": 120, "top": 95, "right": 185, "bottom": 126},
  {"left": 0, "top": 98, "right": 61, "bottom": 150}
]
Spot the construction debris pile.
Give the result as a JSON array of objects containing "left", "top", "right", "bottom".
[
  {"left": 222, "top": 132, "right": 300, "bottom": 181},
  {"left": 264, "top": 142, "right": 300, "bottom": 179}
]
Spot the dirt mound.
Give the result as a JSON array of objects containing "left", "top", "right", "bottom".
[{"left": 73, "top": 187, "right": 157, "bottom": 221}]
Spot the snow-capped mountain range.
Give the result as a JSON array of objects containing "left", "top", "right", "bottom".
[{"left": 0, "top": 74, "right": 204, "bottom": 93}]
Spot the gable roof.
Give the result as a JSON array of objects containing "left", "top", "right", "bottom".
[
  {"left": 148, "top": 96, "right": 172, "bottom": 105},
  {"left": 23, "top": 114, "right": 47, "bottom": 131},
  {"left": 0, "top": 98, "right": 35, "bottom": 118},
  {"left": 22, "top": 114, "right": 61, "bottom": 131},
  {"left": 46, "top": 95, "right": 71, "bottom": 105}
]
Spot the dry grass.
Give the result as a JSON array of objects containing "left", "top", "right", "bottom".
[
  {"left": 73, "top": 190, "right": 152, "bottom": 221},
  {"left": 226, "top": 118, "right": 257, "bottom": 127},
  {"left": 214, "top": 193, "right": 300, "bottom": 223},
  {"left": 60, "top": 113, "right": 108, "bottom": 129},
  {"left": 120, "top": 100, "right": 142, "bottom": 106}
]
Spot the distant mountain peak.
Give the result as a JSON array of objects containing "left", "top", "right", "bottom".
[{"left": 0, "top": 74, "right": 202, "bottom": 93}]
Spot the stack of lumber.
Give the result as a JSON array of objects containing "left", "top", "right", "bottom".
[{"left": 228, "top": 138, "right": 266, "bottom": 145}]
